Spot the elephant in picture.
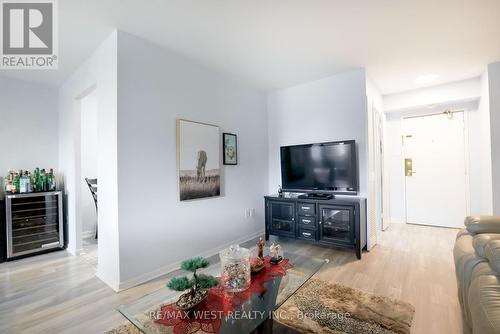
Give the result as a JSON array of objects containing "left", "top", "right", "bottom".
[{"left": 196, "top": 150, "right": 207, "bottom": 181}]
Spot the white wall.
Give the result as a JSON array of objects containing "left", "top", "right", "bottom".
[
  {"left": 80, "top": 89, "right": 99, "bottom": 235},
  {"left": 116, "top": 32, "right": 268, "bottom": 287},
  {"left": 366, "top": 78, "right": 383, "bottom": 247},
  {"left": 384, "top": 77, "right": 481, "bottom": 113},
  {"left": 383, "top": 77, "right": 493, "bottom": 223},
  {"left": 59, "top": 31, "right": 120, "bottom": 289},
  {"left": 0, "top": 76, "right": 58, "bottom": 187},
  {"left": 469, "top": 71, "right": 493, "bottom": 215},
  {"left": 488, "top": 62, "right": 500, "bottom": 215},
  {"left": 384, "top": 112, "right": 405, "bottom": 223},
  {"left": 366, "top": 79, "right": 383, "bottom": 112},
  {"left": 267, "top": 69, "right": 368, "bottom": 197}
]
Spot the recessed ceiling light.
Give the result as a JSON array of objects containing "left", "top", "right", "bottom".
[{"left": 415, "top": 74, "right": 438, "bottom": 85}]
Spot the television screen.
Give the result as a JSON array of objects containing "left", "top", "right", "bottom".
[{"left": 280, "top": 140, "right": 357, "bottom": 193}]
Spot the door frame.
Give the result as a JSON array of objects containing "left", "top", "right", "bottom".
[
  {"left": 374, "top": 109, "right": 390, "bottom": 231},
  {"left": 74, "top": 84, "right": 97, "bottom": 253},
  {"left": 401, "top": 109, "right": 471, "bottom": 226}
]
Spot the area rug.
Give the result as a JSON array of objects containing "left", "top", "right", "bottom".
[
  {"left": 275, "top": 279, "right": 415, "bottom": 334},
  {"left": 104, "top": 279, "right": 414, "bottom": 334},
  {"left": 104, "top": 324, "right": 141, "bottom": 334}
]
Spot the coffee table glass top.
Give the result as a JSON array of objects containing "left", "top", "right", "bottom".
[{"left": 118, "top": 251, "right": 327, "bottom": 334}]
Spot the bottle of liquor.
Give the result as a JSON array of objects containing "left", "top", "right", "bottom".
[
  {"left": 27, "top": 171, "right": 33, "bottom": 192},
  {"left": 4, "top": 171, "right": 11, "bottom": 193},
  {"left": 34, "top": 168, "right": 40, "bottom": 192},
  {"left": 4, "top": 172, "right": 11, "bottom": 193},
  {"left": 13, "top": 171, "right": 20, "bottom": 193},
  {"left": 40, "top": 169, "right": 47, "bottom": 192},
  {"left": 19, "top": 171, "right": 27, "bottom": 193},
  {"left": 46, "top": 170, "right": 52, "bottom": 191},
  {"left": 24, "top": 171, "right": 31, "bottom": 193},
  {"left": 48, "top": 168, "right": 56, "bottom": 191}
]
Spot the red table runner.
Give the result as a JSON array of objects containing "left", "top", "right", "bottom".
[{"left": 154, "top": 256, "right": 293, "bottom": 334}]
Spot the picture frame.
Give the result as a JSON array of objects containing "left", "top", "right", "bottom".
[
  {"left": 177, "top": 119, "right": 221, "bottom": 201},
  {"left": 223, "top": 132, "right": 238, "bottom": 165}
]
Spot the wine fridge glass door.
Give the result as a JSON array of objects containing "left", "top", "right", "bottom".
[
  {"left": 6, "top": 192, "right": 63, "bottom": 258},
  {"left": 319, "top": 205, "right": 354, "bottom": 244}
]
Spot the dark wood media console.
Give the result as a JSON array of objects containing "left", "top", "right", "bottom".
[{"left": 264, "top": 194, "right": 367, "bottom": 259}]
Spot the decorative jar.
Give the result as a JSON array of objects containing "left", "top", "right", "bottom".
[{"left": 219, "top": 244, "right": 251, "bottom": 292}]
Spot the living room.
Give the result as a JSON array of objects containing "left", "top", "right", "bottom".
[{"left": 1, "top": 1, "right": 500, "bottom": 334}]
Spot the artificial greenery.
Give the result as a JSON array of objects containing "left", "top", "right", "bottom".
[
  {"left": 168, "top": 276, "right": 192, "bottom": 291},
  {"left": 167, "top": 257, "right": 218, "bottom": 296},
  {"left": 181, "top": 256, "right": 210, "bottom": 272},
  {"left": 196, "top": 274, "right": 218, "bottom": 289}
]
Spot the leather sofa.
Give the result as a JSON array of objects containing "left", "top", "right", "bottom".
[{"left": 454, "top": 216, "right": 500, "bottom": 333}]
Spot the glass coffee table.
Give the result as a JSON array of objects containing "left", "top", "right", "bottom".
[{"left": 118, "top": 251, "right": 327, "bottom": 334}]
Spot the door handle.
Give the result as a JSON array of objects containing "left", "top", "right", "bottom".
[
  {"left": 302, "top": 232, "right": 312, "bottom": 237},
  {"left": 405, "top": 158, "right": 415, "bottom": 176}
]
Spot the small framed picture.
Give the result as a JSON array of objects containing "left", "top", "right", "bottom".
[{"left": 223, "top": 133, "right": 238, "bottom": 165}]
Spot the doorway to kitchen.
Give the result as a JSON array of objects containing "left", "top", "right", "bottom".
[{"left": 78, "top": 88, "right": 98, "bottom": 268}]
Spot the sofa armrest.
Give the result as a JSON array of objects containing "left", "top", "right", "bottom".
[{"left": 465, "top": 216, "right": 500, "bottom": 234}]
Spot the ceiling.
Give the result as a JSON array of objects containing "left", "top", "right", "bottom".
[{"left": 2, "top": 0, "right": 500, "bottom": 94}]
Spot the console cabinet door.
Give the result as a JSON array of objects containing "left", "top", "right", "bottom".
[
  {"left": 318, "top": 205, "right": 354, "bottom": 246},
  {"left": 268, "top": 200, "right": 296, "bottom": 237}
]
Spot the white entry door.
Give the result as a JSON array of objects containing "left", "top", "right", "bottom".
[{"left": 403, "top": 112, "right": 467, "bottom": 228}]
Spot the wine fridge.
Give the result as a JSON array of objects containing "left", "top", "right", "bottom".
[
  {"left": 318, "top": 205, "right": 354, "bottom": 246},
  {"left": 5, "top": 191, "right": 64, "bottom": 259}
]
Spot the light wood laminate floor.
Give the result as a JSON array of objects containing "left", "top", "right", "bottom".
[{"left": 0, "top": 224, "right": 462, "bottom": 334}]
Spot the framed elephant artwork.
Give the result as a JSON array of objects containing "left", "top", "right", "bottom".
[
  {"left": 223, "top": 133, "right": 237, "bottom": 165},
  {"left": 176, "top": 119, "right": 221, "bottom": 201}
]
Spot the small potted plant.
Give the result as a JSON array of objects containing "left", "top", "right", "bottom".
[{"left": 167, "top": 256, "right": 218, "bottom": 310}]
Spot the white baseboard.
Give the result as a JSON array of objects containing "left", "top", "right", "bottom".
[
  {"left": 96, "top": 270, "right": 120, "bottom": 292},
  {"left": 116, "top": 229, "right": 265, "bottom": 292}
]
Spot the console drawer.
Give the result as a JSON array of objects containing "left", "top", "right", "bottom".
[
  {"left": 298, "top": 203, "right": 315, "bottom": 216},
  {"left": 298, "top": 216, "right": 316, "bottom": 228},
  {"left": 298, "top": 228, "right": 316, "bottom": 241}
]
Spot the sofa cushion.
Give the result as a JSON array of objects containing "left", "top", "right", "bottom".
[
  {"left": 468, "top": 274, "right": 500, "bottom": 334},
  {"left": 473, "top": 234, "right": 500, "bottom": 258},
  {"left": 465, "top": 216, "right": 500, "bottom": 234},
  {"left": 454, "top": 230, "right": 487, "bottom": 325},
  {"left": 485, "top": 240, "right": 500, "bottom": 274},
  {"left": 471, "top": 261, "right": 498, "bottom": 284},
  {"left": 467, "top": 262, "right": 498, "bottom": 325}
]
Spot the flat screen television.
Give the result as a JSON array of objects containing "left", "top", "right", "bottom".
[{"left": 280, "top": 140, "right": 358, "bottom": 194}]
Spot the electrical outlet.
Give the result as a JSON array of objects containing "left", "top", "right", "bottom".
[
  {"left": 245, "top": 208, "right": 250, "bottom": 218},
  {"left": 250, "top": 208, "right": 256, "bottom": 217}
]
